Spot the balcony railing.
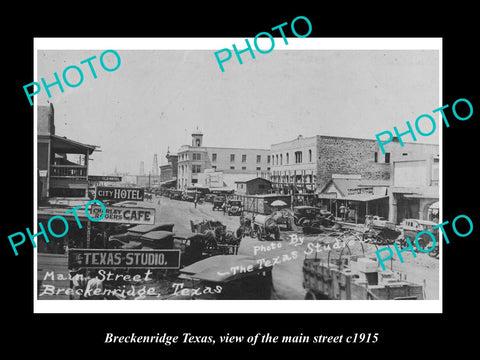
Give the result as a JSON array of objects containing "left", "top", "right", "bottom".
[{"left": 50, "top": 165, "right": 87, "bottom": 179}]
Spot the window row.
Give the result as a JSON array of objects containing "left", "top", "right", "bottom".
[
  {"left": 272, "top": 149, "right": 312, "bottom": 166},
  {"left": 212, "top": 153, "right": 267, "bottom": 163}
]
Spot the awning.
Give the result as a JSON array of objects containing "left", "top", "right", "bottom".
[
  {"left": 37, "top": 205, "right": 91, "bottom": 221},
  {"left": 338, "top": 194, "right": 389, "bottom": 202}
]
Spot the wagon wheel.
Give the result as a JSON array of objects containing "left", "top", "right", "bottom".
[
  {"left": 204, "top": 232, "right": 218, "bottom": 250},
  {"left": 257, "top": 227, "right": 264, "bottom": 241},
  {"left": 429, "top": 245, "right": 439, "bottom": 258},
  {"left": 416, "top": 236, "right": 430, "bottom": 251}
]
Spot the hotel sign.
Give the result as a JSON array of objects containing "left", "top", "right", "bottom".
[{"left": 95, "top": 186, "right": 144, "bottom": 201}]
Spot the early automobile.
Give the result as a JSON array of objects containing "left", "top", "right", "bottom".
[
  {"left": 172, "top": 232, "right": 208, "bottom": 266},
  {"left": 138, "top": 230, "right": 175, "bottom": 249},
  {"left": 252, "top": 214, "right": 281, "bottom": 241},
  {"left": 169, "top": 189, "right": 183, "bottom": 200},
  {"left": 397, "top": 218, "right": 439, "bottom": 250},
  {"left": 163, "top": 255, "right": 273, "bottom": 300},
  {"left": 108, "top": 223, "right": 174, "bottom": 249},
  {"left": 227, "top": 200, "right": 243, "bottom": 216},
  {"left": 293, "top": 206, "right": 322, "bottom": 225},
  {"left": 212, "top": 196, "right": 225, "bottom": 211},
  {"left": 204, "top": 194, "right": 216, "bottom": 203},
  {"left": 182, "top": 190, "right": 197, "bottom": 202}
]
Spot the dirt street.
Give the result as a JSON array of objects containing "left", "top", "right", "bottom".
[{"left": 149, "top": 196, "right": 440, "bottom": 300}]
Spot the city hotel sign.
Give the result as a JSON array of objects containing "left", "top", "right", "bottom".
[{"left": 95, "top": 186, "right": 144, "bottom": 201}]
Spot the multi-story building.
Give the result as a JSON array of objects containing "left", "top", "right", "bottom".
[
  {"left": 38, "top": 103, "right": 98, "bottom": 200},
  {"left": 389, "top": 154, "right": 439, "bottom": 223},
  {"left": 160, "top": 149, "right": 178, "bottom": 184},
  {"left": 177, "top": 131, "right": 270, "bottom": 189},
  {"left": 37, "top": 103, "right": 100, "bottom": 255},
  {"left": 270, "top": 134, "right": 439, "bottom": 194}
]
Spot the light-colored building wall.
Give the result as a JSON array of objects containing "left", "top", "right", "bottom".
[
  {"left": 177, "top": 132, "right": 270, "bottom": 189},
  {"left": 270, "top": 135, "right": 317, "bottom": 191}
]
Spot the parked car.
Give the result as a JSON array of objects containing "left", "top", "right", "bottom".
[
  {"left": 182, "top": 190, "right": 197, "bottom": 202},
  {"left": 204, "top": 194, "right": 215, "bottom": 203},
  {"left": 212, "top": 196, "right": 225, "bottom": 211},
  {"left": 293, "top": 206, "right": 322, "bottom": 225},
  {"left": 162, "top": 255, "right": 273, "bottom": 300},
  {"left": 398, "top": 218, "right": 439, "bottom": 249},
  {"left": 227, "top": 200, "right": 243, "bottom": 216},
  {"left": 108, "top": 223, "right": 174, "bottom": 249}
]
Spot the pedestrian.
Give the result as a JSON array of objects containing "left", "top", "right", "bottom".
[
  {"left": 70, "top": 268, "right": 89, "bottom": 300},
  {"left": 194, "top": 194, "right": 198, "bottom": 208},
  {"left": 84, "top": 270, "right": 104, "bottom": 300}
]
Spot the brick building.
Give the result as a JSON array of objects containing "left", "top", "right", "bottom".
[{"left": 270, "top": 134, "right": 439, "bottom": 194}]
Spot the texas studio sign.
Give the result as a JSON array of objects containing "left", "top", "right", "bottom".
[{"left": 69, "top": 249, "right": 181, "bottom": 269}]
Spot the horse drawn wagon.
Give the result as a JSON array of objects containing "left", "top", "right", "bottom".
[{"left": 251, "top": 214, "right": 281, "bottom": 241}]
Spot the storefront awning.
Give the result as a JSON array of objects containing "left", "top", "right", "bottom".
[
  {"left": 37, "top": 205, "right": 91, "bottom": 221},
  {"left": 338, "top": 194, "right": 389, "bottom": 202}
]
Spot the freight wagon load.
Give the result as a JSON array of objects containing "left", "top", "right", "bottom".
[{"left": 302, "top": 240, "right": 424, "bottom": 300}]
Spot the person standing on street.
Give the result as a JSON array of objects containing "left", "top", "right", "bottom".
[{"left": 194, "top": 194, "right": 198, "bottom": 208}]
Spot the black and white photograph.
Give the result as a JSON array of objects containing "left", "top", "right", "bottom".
[
  {"left": 5, "top": 7, "right": 478, "bottom": 355},
  {"left": 33, "top": 39, "right": 441, "bottom": 313}
]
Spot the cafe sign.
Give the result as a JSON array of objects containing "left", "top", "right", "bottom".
[{"left": 87, "top": 205, "right": 155, "bottom": 225}]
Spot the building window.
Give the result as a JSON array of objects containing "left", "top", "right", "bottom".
[
  {"left": 230, "top": 154, "right": 235, "bottom": 162},
  {"left": 240, "top": 184, "right": 244, "bottom": 189},
  {"left": 212, "top": 166, "right": 216, "bottom": 170},
  {"left": 267, "top": 155, "right": 270, "bottom": 164},
  {"left": 309, "top": 149, "right": 312, "bottom": 162},
  {"left": 402, "top": 153, "right": 408, "bottom": 156},
  {"left": 267, "top": 167, "right": 270, "bottom": 171},
  {"left": 385, "top": 153, "right": 390, "bottom": 164},
  {"left": 242, "top": 166, "right": 246, "bottom": 170},
  {"left": 275, "top": 155, "right": 278, "bottom": 165},
  {"left": 212, "top": 153, "right": 217, "bottom": 162},
  {"left": 286, "top": 153, "right": 289, "bottom": 164},
  {"left": 230, "top": 166, "right": 235, "bottom": 170},
  {"left": 256, "top": 155, "right": 261, "bottom": 163},
  {"left": 256, "top": 167, "right": 261, "bottom": 170},
  {"left": 374, "top": 152, "right": 378, "bottom": 163},
  {"left": 192, "top": 153, "right": 201, "bottom": 161},
  {"left": 192, "top": 165, "right": 201, "bottom": 173},
  {"left": 242, "top": 154, "right": 247, "bottom": 163},
  {"left": 295, "top": 151, "right": 302, "bottom": 163}
]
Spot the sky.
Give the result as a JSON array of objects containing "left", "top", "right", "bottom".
[{"left": 36, "top": 44, "right": 440, "bottom": 175}]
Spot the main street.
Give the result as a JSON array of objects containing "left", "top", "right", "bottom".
[{"left": 150, "top": 195, "right": 439, "bottom": 300}]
